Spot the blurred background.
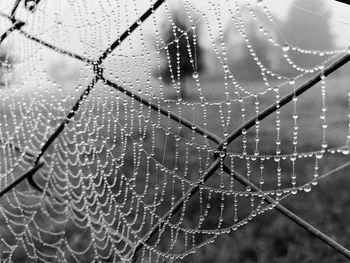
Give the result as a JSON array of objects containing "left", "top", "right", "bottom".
[{"left": 0, "top": 0, "right": 350, "bottom": 262}]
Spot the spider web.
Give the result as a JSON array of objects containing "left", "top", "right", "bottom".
[{"left": 0, "top": 0, "right": 350, "bottom": 262}]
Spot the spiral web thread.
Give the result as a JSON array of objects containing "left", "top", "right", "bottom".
[{"left": 0, "top": 0, "right": 350, "bottom": 262}]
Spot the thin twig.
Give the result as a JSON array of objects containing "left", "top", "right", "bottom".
[
  {"left": 223, "top": 165, "right": 350, "bottom": 259},
  {"left": 100, "top": 75, "right": 222, "bottom": 144},
  {"left": 18, "top": 29, "right": 95, "bottom": 65},
  {"left": 334, "top": 0, "right": 350, "bottom": 5},
  {"left": 23, "top": 0, "right": 167, "bottom": 192},
  {"left": 97, "top": 0, "right": 165, "bottom": 64},
  {"left": 10, "top": 0, "right": 21, "bottom": 18},
  {"left": 216, "top": 53, "right": 350, "bottom": 154},
  {"left": 101, "top": 54, "right": 350, "bottom": 260},
  {"left": 0, "top": 162, "right": 44, "bottom": 198},
  {"left": 0, "top": 20, "right": 25, "bottom": 44},
  {"left": 281, "top": 160, "right": 350, "bottom": 201},
  {"left": 131, "top": 158, "right": 221, "bottom": 258},
  {"left": 29, "top": 76, "right": 99, "bottom": 191},
  {"left": 0, "top": 139, "right": 36, "bottom": 158},
  {"left": 316, "top": 160, "right": 350, "bottom": 181}
]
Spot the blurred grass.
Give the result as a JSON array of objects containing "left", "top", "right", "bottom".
[{"left": 179, "top": 72, "right": 350, "bottom": 263}]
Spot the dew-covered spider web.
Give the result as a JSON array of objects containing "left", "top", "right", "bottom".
[{"left": 0, "top": 0, "right": 350, "bottom": 262}]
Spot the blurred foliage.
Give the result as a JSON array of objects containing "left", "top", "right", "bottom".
[
  {"left": 211, "top": 1, "right": 335, "bottom": 79},
  {"left": 228, "top": 20, "right": 271, "bottom": 81},
  {"left": 156, "top": 7, "right": 204, "bottom": 100},
  {"left": 282, "top": 0, "right": 334, "bottom": 68}
]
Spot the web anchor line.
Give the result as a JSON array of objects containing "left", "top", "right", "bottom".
[{"left": 96, "top": 0, "right": 165, "bottom": 65}]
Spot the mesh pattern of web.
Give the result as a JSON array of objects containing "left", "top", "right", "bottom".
[{"left": 0, "top": 0, "right": 350, "bottom": 262}]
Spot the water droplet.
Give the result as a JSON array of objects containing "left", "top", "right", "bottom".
[
  {"left": 303, "top": 184, "right": 312, "bottom": 192},
  {"left": 290, "top": 155, "right": 296, "bottom": 162},
  {"left": 291, "top": 187, "right": 298, "bottom": 195},
  {"left": 276, "top": 189, "right": 282, "bottom": 196},
  {"left": 342, "top": 148, "right": 350, "bottom": 155},
  {"left": 282, "top": 44, "right": 290, "bottom": 52},
  {"left": 315, "top": 153, "right": 323, "bottom": 159},
  {"left": 192, "top": 72, "right": 199, "bottom": 79}
]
